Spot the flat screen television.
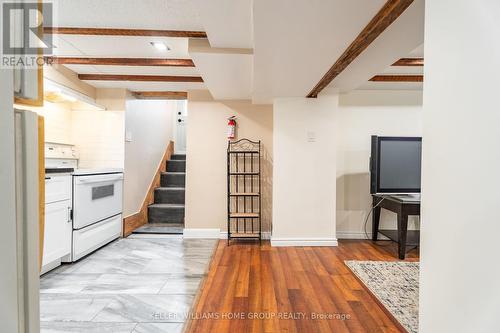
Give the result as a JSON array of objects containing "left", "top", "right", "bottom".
[{"left": 370, "top": 136, "right": 422, "bottom": 194}]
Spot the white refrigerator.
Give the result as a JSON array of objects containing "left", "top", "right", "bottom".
[
  {"left": 0, "top": 103, "right": 41, "bottom": 331},
  {"left": 13, "top": 109, "right": 41, "bottom": 333}
]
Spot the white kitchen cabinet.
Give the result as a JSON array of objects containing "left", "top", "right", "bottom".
[
  {"left": 41, "top": 175, "right": 72, "bottom": 275},
  {"left": 45, "top": 174, "right": 71, "bottom": 203}
]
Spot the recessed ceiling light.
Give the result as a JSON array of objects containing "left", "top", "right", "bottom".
[{"left": 150, "top": 41, "right": 170, "bottom": 51}]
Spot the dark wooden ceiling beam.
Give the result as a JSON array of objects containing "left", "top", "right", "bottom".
[
  {"left": 78, "top": 74, "right": 203, "bottom": 82},
  {"left": 44, "top": 27, "right": 207, "bottom": 38},
  {"left": 46, "top": 57, "right": 195, "bottom": 67},
  {"left": 392, "top": 57, "right": 424, "bottom": 66},
  {"left": 132, "top": 91, "right": 187, "bottom": 100},
  {"left": 307, "top": 0, "right": 414, "bottom": 98},
  {"left": 369, "top": 74, "right": 423, "bottom": 82}
]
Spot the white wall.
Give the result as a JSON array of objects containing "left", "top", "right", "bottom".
[
  {"left": 336, "top": 90, "right": 423, "bottom": 239},
  {"left": 420, "top": 1, "right": 500, "bottom": 332},
  {"left": 0, "top": 70, "right": 20, "bottom": 332},
  {"left": 123, "top": 100, "right": 176, "bottom": 217},
  {"left": 36, "top": 102, "right": 73, "bottom": 144},
  {"left": 71, "top": 110, "right": 125, "bottom": 169},
  {"left": 17, "top": 98, "right": 125, "bottom": 168},
  {"left": 272, "top": 96, "right": 337, "bottom": 246}
]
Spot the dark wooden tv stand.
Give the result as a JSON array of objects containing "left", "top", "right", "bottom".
[{"left": 371, "top": 194, "right": 420, "bottom": 259}]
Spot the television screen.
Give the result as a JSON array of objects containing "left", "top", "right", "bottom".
[{"left": 370, "top": 136, "right": 422, "bottom": 193}]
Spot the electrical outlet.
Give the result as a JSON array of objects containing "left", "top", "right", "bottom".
[{"left": 307, "top": 131, "right": 316, "bottom": 142}]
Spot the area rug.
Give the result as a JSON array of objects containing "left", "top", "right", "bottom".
[{"left": 344, "top": 261, "right": 419, "bottom": 333}]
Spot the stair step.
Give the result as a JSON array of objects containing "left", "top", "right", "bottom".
[
  {"left": 170, "top": 154, "right": 186, "bottom": 161},
  {"left": 133, "top": 223, "right": 184, "bottom": 235},
  {"left": 161, "top": 172, "right": 185, "bottom": 187},
  {"left": 166, "top": 159, "right": 185, "bottom": 172},
  {"left": 154, "top": 187, "right": 185, "bottom": 204},
  {"left": 148, "top": 203, "right": 185, "bottom": 224},
  {"left": 230, "top": 213, "right": 259, "bottom": 218}
]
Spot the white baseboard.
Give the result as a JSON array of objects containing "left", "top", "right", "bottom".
[
  {"left": 219, "top": 231, "right": 271, "bottom": 240},
  {"left": 336, "top": 231, "right": 390, "bottom": 240},
  {"left": 270, "top": 237, "right": 338, "bottom": 247},
  {"left": 183, "top": 228, "right": 272, "bottom": 240},
  {"left": 183, "top": 228, "right": 221, "bottom": 239}
]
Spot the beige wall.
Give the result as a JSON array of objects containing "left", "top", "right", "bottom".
[
  {"left": 271, "top": 91, "right": 422, "bottom": 244},
  {"left": 185, "top": 92, "right": 273, "bottom": 234},
  {"left": 96, "top": 88, "right": 129, "bottom": 111},
  {"left": 335, "top": 90, "right": 423, "bottom": 239},
  {"left": 272, "top": 96, "right": 337, "bottom": 246}
]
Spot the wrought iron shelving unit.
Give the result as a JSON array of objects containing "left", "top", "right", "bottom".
[{"left": 227, "top": 139, "right": 261, "bottom": 243}]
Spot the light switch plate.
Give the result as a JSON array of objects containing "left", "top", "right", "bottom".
[{"left": 125, "top": 131, "right": 132, "bottom": 142}]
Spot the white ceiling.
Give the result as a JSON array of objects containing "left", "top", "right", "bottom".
[
  {"left": 63, "top": 64, "right": 199, "bottom": 76},
  {"left": 50, "top": 11, "right": 204, "bottom": 92},
  {"left": 193, "top": 0, "right": 253, "bottom": 48},
  {"left": 355, "top": 43, "right": 424, "bottom": 91},
  {"left": 84, "top": 81, "right": 204, "bottom": 92},
  {"left": 252, "top": 0, "right": 388, "bottom": 103},
  {"left": 180, "top": 1, "right": 254, "bottom": 100},
  {"left": 50, "top": 0, "right": 426, "bottom": 99},
  {"left": 52, "top": 0, "right": 203, "bottom": 31},
  {"left": 326, "top": 0, "right": 424, "bottom": 93},
  {"left": 190, "top": 49, "right": 253, "bottom": 100},
  {"left": 53, "top": 35, "right": 191, "bottom": 59},
  {"left": 50, "top": 0, "right": 256, "bottom": 96}
]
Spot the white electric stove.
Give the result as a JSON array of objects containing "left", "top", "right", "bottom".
[{"left": 45, "top": 143, "right": 123, "bottom": 262}]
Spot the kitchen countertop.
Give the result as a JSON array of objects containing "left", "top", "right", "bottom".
[{"left": 72, "top": 168, "right": 124, "bottom": 175}]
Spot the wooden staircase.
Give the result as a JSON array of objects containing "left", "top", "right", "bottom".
[{"left": 133, "top": 154, "right": 186, "bottom": 234}]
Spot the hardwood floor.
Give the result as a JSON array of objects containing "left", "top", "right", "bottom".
[{"left": 187, "top": 240, "right": 418, "bottom": 333}]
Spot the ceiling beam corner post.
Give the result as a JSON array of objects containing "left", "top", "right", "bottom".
[{"left": 306, "top": 0, "right": 414, "bottom": 98}]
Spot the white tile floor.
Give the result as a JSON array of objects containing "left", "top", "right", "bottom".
[{"left": 40, "top": 236, "right": 217, "bottom": 333}]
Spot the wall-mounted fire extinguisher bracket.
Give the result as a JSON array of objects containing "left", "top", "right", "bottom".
[{"left": 227, "top": 116, "right": 237, "bottom": 140}]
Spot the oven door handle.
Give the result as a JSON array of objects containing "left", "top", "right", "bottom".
[{"left": 76, "top": 175, "right": 123, "bottom": 184}]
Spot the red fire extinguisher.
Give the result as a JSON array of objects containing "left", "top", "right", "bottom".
[{"left": 227, "top": 116, "right": 236, "bottom": 140}]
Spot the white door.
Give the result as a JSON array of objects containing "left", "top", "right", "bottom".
[
  {"left": 43, "top": 200, "right": 72, "bottom": 267},
  {"left": 175, "top": 100, "right": 187, "bottom": 153}
]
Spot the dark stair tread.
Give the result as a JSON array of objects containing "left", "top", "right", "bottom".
[
  {"left": 170, "top": 154, "right": 186, "bottom": 160},
  {"left": 154, "top": 154, "right": 186, "bottom": 223}
]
